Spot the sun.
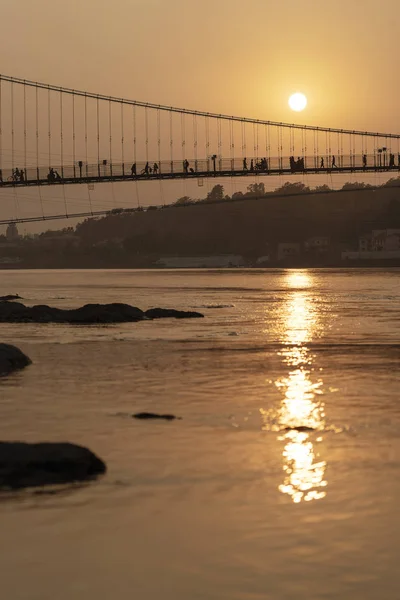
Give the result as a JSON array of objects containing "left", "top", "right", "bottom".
[{"left": 289, "top": 93, "right": 307, "bottom": 112}]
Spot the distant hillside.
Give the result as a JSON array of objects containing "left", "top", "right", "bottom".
[{"left": 74, "top": 185, "right": 400, "bottom": 259}]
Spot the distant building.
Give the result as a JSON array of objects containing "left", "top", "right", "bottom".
[
  {"left": 6, "top": 222, "right": 19, "bottom": 241},
  {"left": 358, "top": 234, "right": 372, "bottom": 252},
  {"left": 277, "top": 243, "right": 300, "bottom": 261},
  {"left": 343, "top": 228, "right": 400, "bottom": 260},
  {"left": 255, "top": 255, "right": 270, "bottom": 265},
  {"left": 304, "top": 236, "right": 330, "bottom": 252},
  {"left": 156, "top": 255, "right": 246, "bottom": 268},
  {"left": 371, "top": 229, "right": 400, "bottom": 251}
]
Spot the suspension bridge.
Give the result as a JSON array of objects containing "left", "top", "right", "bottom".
[{"left": 0, "top": 74, "right": 399, "bottom": 224}]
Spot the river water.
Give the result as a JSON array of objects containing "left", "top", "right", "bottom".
[{"left": 0, "top": 268, "right": 399, "bottom": 600}]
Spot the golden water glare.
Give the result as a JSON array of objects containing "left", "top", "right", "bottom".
[{"left": 277, "top": 271, "right": 327, "bottom": 503}]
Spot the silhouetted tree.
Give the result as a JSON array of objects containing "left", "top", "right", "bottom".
[
  {"left": 314, "top": 184, "right": 332, "bottom": 193},
  {"left": 175, "top": 196, "right": 193, "bottom": 205},
  {"left": 206, "top": 184, "right": 224, "bottom": 202},
  {"left": 246, "top": 182, "right": 266, "bottom": 196},
  {"left": 273, "top": 181, "right": 310, "bottom": 195},
  {"left": 383, "top": 177, "right": 400, "bottom": 188},
  {"left": 341, "top": 182, "right": 373, "bottom": 190}
]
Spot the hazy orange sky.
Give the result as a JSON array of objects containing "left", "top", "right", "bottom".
[
  {"left": 1, "top": 0, "right": 399, "bottom": 230},
  {"left": 1, "top": 0, "right": 398, "bottom": 133}
]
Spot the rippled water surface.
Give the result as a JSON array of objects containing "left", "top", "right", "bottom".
[{"left": 0, "top": 268, "right": 399, "bottom": 600}]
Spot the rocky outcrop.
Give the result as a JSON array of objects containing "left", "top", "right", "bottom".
[
  {"left": 0, "top": 441, "right": 106, "bottom": 490},
  {"left": 281, "top": 426, "right": 316, "bottom": 433},
  {"left": 144, "top": 308, "right": 204, "bottom": 319},
  {"left": 0, "top": 301, "right": 204, "bottom": 324},
  {"left": 0, "top": 294, "right": 22, "bottom": 301},
  {"left": 133, "top": 412, "right": 182, "bottom": 421},
  {"left": 0, "top": 301, "right": 144, "bottom": 324},
  {"left": 0, "top": 344, "right": 31, "bottom": 376}
]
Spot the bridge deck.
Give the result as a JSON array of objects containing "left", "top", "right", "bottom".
[{"left": 0, "top": 163, "right": 399, "bottom": 188}]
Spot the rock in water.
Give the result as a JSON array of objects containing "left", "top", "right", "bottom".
[
  {"left": 145, "top": 308, "right": 204, "bottom": 319},
  {"left": 0, "top": 302, "right": 203, "bottom": 324},
  {"left": 0, "top": 294, "right": 22, "bottom": 301},
  {"left": 0, "top": 442, "right": 106, "bottom": 490},
  {"left": 282, "top": 426, "right": 316, "bottom": 433},
  {"left": 0, "top": 344, "right": 31, "bottom": 376},
  {"left": 0, "top": 301, "right": 144, "bottom": 324},
  {"left": 133, "top": 412, "right": 181, "bottom": 421}
]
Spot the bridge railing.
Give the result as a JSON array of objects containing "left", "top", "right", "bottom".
[{"left": 1, "top": 153, "right": 399, "bottom": 185}]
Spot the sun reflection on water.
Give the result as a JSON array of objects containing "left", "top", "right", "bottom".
[{"left": 277, "top": 271, "right": 327, "bottom": 503}]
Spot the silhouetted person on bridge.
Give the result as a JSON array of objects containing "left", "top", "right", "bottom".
[
  {"left": 19, "top": 169, "right": 25, "bottom": 182},
  {"left": 320, "top": 157, "right": 324, "bottom": 169},
  {"left": 389, "top": 153, "right": 395, "bottom": 168},
  {"left": 297, "top": 157, "right": 304, "bottom": 171},
  {"left": 131, "top": 163, "right": 137, "bottom": 176},
  {"left": 153, "top": 162, "right": 159, "bottom": 174},
  {"left": 183, "top": 159, "right": 190, "bottom": 174},
  {"left": 243, "top": 157, "right": 248, "bottom": 170},
  {"left": 141, "top": 162, "right": 150, "bottom": 175},
  {"left": 363, "top": 154, "right": 367, "bottom": 168},
  {"left": 54, "top": 170, "right": 62, "bottom": 181},
  {"left": 12, "top": 168, "right": 20, "bottom": 182},
  {"left": 47, "top": 168, "right": 56, "bottom": 182},
  {"left": 255, "top": 158, "right": 268, "bottom": 171},
  {"left": 250, "top": 159, "right": 254, "bottom": 172},
  {"left": 331, "top": 155, "right": 337, "bottom": 168}
]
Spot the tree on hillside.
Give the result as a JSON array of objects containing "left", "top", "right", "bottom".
[
  {"left": 273, "top": 181, "right": 310, "bottom": 195},
  {"left": 246, "top": 182, "right": 266, "bottom": 196},
  {"left": 206, "top": 184, "right": 224, "bottom": 202},
  {"left": 341, "top": 182, "right": 373, "bottom": 190},
  {"left": 175, "top": 196, "right": 193, "bottom": 205},
  {"left": 383, "top": 177, "right": 400, "bottom": 187},
  {"left": 314, "top": 184, "right": 332, "bottom": 193}
]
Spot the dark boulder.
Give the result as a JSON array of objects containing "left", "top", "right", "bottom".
[
  {"left": 0, "top": 441, "right": 106, "bottom": 490},
  {"left": 0, "top": 294, "right": 22, "bottom": 301},
  {"left": 133, "top": 412, "right": 182, "bottom": 421},
  {"left": 0, "top": 301, "right": 144, "bottom": 324},
  {"left": 282, "top": 426, "right": 316, "bottom": 433},
  {"left": 0, "top": 344, "right": 31, "bottom": 376},
  {"left": 145, "top": 308, "right": 204, "bottom": 319},
  {"left": 0, "top": 301, "right": 203, "bottom": 324}
]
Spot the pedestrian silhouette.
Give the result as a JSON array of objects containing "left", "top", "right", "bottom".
[
  {"left": 331, "top": 155, "right": 337, "bottom": 168},
  {"left": 243, "top": 158, "right": 248, "bottom": 170},
  {"left": 250, "top": 159, "right": 254, "bottom": 172},
  {"left": 153, "top": 162, "right": 159, "bottom": 174},
  {"left": 141, "top": 162, "right": 149, "bottom": 175},
  {"left": 131, "top": 163, "right": 137, "bottom": 176},
  {"left": 363, "top": 154, "right": 367, "bottom": 168},
  {"left": 320, "top": 157, "right": 324, "bottom": 169},
  {"left": 183, "top": 159, "right": 189, "bottom": 173},
  {"left": 19, "top": 169, "right": 25, "bottom": 182}
]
